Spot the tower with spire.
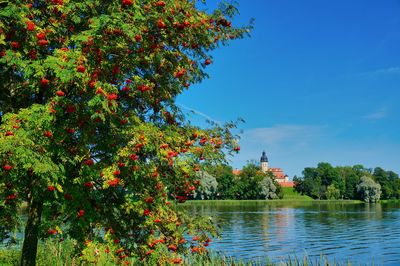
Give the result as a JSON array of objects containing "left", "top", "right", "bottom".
[{"left": 260, "top": 151, "right": 269, "bottom": 173}]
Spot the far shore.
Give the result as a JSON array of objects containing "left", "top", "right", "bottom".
[{"left": 184, "top": 199, "right": 364, "bottom": 204}]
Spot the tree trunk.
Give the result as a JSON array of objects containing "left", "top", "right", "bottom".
[{"left": 20, "top": 198, "right": 43, "bottom": 266}]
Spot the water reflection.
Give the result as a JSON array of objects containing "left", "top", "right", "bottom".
[{"left": 185, "top": 201, "right": 400, "bottom": 265}]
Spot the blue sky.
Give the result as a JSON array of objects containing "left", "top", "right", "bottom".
[{"left": 178, "top": 0, "right": 400, "bottom": 177}]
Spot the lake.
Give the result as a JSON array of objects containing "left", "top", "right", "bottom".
[{"left": 184, "top": 201, "right": 400, "bottom": 265}]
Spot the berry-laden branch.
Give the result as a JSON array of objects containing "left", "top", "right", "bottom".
[{"left": 0, "top": 0, "right": 252, "bottom": 265}]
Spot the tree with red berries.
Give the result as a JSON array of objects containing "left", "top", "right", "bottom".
[{"left": 0, "top": 1, "right": 250, "bottom": 265}]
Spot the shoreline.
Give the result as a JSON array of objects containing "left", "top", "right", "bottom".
[{"left": 183, "top": 199, "right": 364, "bottom": 204}]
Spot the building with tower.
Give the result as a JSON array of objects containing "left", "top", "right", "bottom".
[{"left": 233, "top": 151, "right": 294, "bottom": 187}]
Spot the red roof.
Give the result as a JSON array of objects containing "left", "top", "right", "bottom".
[
  {"left": 269, "top": 168, "right": 286, "bottom": 179},
  {"left": 232, "top": 169, "right": 241, "bottom": 175}
]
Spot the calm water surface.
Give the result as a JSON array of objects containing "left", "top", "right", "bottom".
[{"left": 185, "top": 201, "right": 400, "bottom": 265}]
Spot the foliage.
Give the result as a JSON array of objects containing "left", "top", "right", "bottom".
[
  {"left": 232, "top": 163, "right": 263, "bottom": 199},
  {"left": 259, "top": 173, "right": 278, "bottom": 200},
  {"left": 373, "top": 167, "right": 400, "bottom": 199},
  {"left": 337, "top": 166, "right": 361, "bottom": 199},
  {"left": 326, "top": 184, "right": 340, "bottom": 200},
  {"left": 199, "top": 162, "right": 283, "bottom": 200},
  {"left": 294, "top": 163, "right": 399, "bottom": 201},
  {"left": 294, "top": 167, "right": 324, "bottom": 199},
  {"left": 0, "top": 248, "right": 19, "bottom": 266},
  {"left": 0, "top": 238, "right": 358, "bottom": 266},
  {"left": 192, "top": 172, "right": 218, "bottom": 200},
  {"left": 356, "top": 176, "right": 381, "bottom": 203},
  {"left": 229, "top": 162, "right": 280, "bottom": 200},
  {"left": 206, "top": 164, "right": 235, "bottom": 199},
  {"left": 0, "top": 0, "right": 252, "bottom": 264}
]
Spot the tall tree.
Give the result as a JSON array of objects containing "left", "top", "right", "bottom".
[
  {"left": 357, "top": 176, "right": 382, "bottom": 203},
  {"left": 206, "top": 164, "right": 235, "bottom": 199},
  {"left": 232, "top": 162, "right": 279, "bottom": 200},
  {"left": 373, "top": 167, "right": 393, "bottom": 199},
  {"left": 326, "top": 184, "right": 340, "bottom": 200},
  {"left": 259, "top": 173, "right": 278, "bottom": 200},
  {"left": 387, "top": 171, "right": 400, "bottom": 199},
  {"left": 233, "top": 163, "right": 262, "bottom": 199},
  {"left": 192, "top": 171, "right": 218, "bottom": 200},
  {"left": 301, "top": 167, "right": 323, "bottom": 199},
  {"left": 0, "top": 1, "right": 251, "bottom": 265},
  {"left": 317, "top": 162, "right": 343, "bottom": 196}
]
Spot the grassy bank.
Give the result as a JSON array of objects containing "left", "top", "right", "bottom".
[
  {"left": 280, "top": 188, "right": 362, "bottom": 203},
  {"left": 184, "top": 199, "right": 363, "bottom": 207},
  {"left": 0, "top": 240, "right": 355, "bottom": 266},
  {"left": 379, "top": 199, "right": 400, "bottom": 203},
  {"left": 185, "top": 187, "right": 364, "bottom": 204},
  {"left": 281, "top": 187, "right": 313, "bottom": 201}
]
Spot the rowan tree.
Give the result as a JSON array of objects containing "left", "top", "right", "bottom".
[{"left": 0, "top": 0, "right": 251, "bottom": 265}]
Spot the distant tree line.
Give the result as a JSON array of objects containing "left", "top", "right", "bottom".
[
  {"left": 191, "top": 162, "right": 283, "bottom": 200},
  {"left": 293, "top": 163, "right": 400, "bottom": 202}
]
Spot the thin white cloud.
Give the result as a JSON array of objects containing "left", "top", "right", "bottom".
[
  {"left": 242, "top": 125, "right": 324, "bottom": 147},
  {"left": 363, "top": 108, "right": 388, "bottom": 120},
  {"left": 355, "top": 66, "right": 400, "bottom": 77},
  {"left": 230, "top": 124, "right": 400, "bottom": 178},
  {"left": 177, "top": 103, "right": 221, "bottom": 125},
  {"left": 374, "top": 67, "right": 400, "bottom": 74},
  {"left": 229, "top": 124, "right": 326, "bottom": 177}
]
